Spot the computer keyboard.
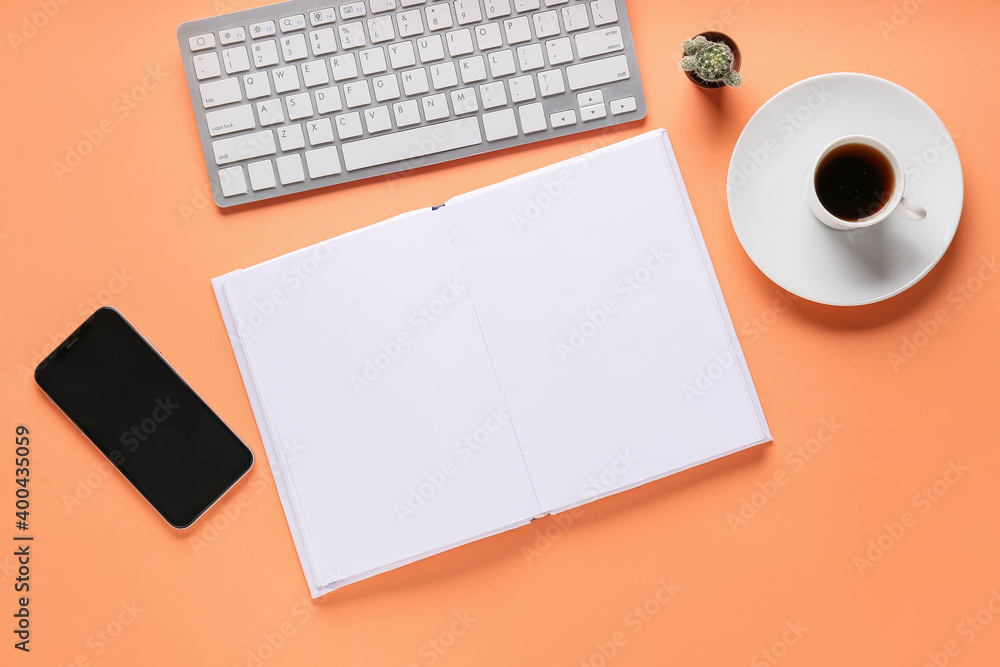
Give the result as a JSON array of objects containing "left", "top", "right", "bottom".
[{"left": 177, "top": 0, "right": 646, "bottom": 207}]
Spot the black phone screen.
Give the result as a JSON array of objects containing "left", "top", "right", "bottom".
[{"left": 34, "top": 307, "right": 253, "bottom": 529}]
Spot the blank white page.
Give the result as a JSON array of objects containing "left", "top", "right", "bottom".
[
  {"left": 444, "top": 131, "right": 769, "bottom": 513},
  {"left": 222, "top": 209, "right": 540, "bottom": 589}
]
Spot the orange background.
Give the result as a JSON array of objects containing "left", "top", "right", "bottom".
[{"left": 3, "top": 0, "right": 999, "bottom": 665}]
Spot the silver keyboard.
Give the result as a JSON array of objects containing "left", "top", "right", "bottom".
[{"left": 177, "top": 0, "right": 646, "bottom": 207}]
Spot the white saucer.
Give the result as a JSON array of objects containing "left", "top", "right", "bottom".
[{"left": 727, "top": 73, "right": 963, "bottom": 306}]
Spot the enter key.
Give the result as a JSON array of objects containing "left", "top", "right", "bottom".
[{"left": 574, "top": 27, "right": 624, "bottom": 59}]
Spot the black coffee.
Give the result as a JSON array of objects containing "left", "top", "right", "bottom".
[{"left": 814, "top": 143, "right": 895, "bottom": 221}]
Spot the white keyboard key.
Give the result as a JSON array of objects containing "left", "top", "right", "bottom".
[
  {"left": 189, "top": 33, "right": 216, "bottom": 51},
  {"left": 590, "top": 0, "right": 618, "bottom": 26},
  {"left": 305, "top": 146, "right": 342, "bottom": 177},
  {"left": 370, "top": 0, "right": 397, "bottom": 13},
  {"left": 561, "top": 5, "right": 589, "bottom": 31},
  {"left": 341, "top": 117, "right": 482, "bottom": 171},
  {"left": 200, "top": 77, "right": 242, "bottom": 108},
  {"left": 566, "top": 54, "right": 630, "bottom": 89},
  {"left": 272, "top": 65, "right": 300, "bottom": 93},
  {"left": 430, "top": 61, "right": 458, "bottom": 89},
  {"left": 223, "top": 46, "right": 250, "bottom": 73},
  {"left": 475, "top": 22, "right": 502, "bottom": 49},
  {"left": 575, "top": 26, "right": 623, "bottom": 59},
  {"left": 286, "top": 92, "right": 313, "bottom": 119},
  {"left": 251, "top": 40, "right": 279, "bottom": 66},
  {"left": 256, "top": 100, "right": 285, "bottom": 125},
  {"left": 301, "top": 60, "right": 331, "bottom": 87},
  {"left": 343, "top": 80, "right": 372, "bottom": 107},
  {"left": 219, "top": 166, "right": 247, "bottom": 196},
  {"left": 330, "top": 53, "right": 359, "bottom": 80},
  {"left": 519, "top": 101, "right": 546, "bottom": 133},
  {"left": 459, "top": 55, "right": 487, "bottom": 83},
  {"left": 577, "top": 90, "right": 603, "bottom": 106},
  {"left": 479, "top": 81, "right": 507, "bottom": 108},
  {"left": 545, "top": 0, "right": 569, "bottom": 5},
  {"left": 340, "top": 2, "right": 367, "bottom": 19},
  {"left": 250, "top": 21, "right": 276, "bottom": 38},
  {"left": 516, "top": 0, "right": 540, "bottom": 10},
  {"left": 484, "top": 0, "right": 512, "bottom": 19},
  {"left": 545, "top": 37, "right": 572, "bottom": 65},
  {"left": 488, "top": 49, "right": 515, "bottom": 77},
  {"left": 315, "top": 86, "right": 344, "bottom": 113},
  {"left": 421, "top": 93, "right": 449, "bottom": 120},
  {"left": 396, "top": 9, "right": 424, "bottom": 37},
  {"left": 401, "top": 67, "right": 429, "bottom": 95},
  {"left": 580, "top": 102, "right": 606, "bottom": 121},
  {"left": 503, "top": 16, "right": 531, "bottom": 44},
  {"left": 447, "top": 29, "right": 474, "bottom": 56},
  {"left": 220, "top": 27, "right": 246, "bottom": 45},
  {"left": 278, "top": 123, "right": 305, "bottom": 150},
  {"left": 454, "top": 0, "right": 483, "bottom": 24},
  {"left": 193, "top": 52, "right": 221, "bottom": 80},
  {"left": 368, "top": 16, "right": 395, "bottom": 42},
  {"left": 360, "top": 47, "right": 388, "bottom": 74},
  {"left": 339, "top": 22, "right": 367, "bottom": 49},
  {"left": 550, "top": 109, "right": 577, "bottom": 127},
  {"left": 279, "top": 14, "right": 307, "bottom": 32},
  {"left": 309, "top": 8, "right": 337, "bottom": 26},
  {"left": 611, "top": 96, "right": 637, "bottom": 114},
  {"left": 336, "top": 111, "right": 364, "bottom": 138},
  {"left": 533, "top": 11, "right": 559, "bottom": 38},
  {"left": 517, "top": 43, "right": 544, "bottom": 70},
  {"left": 388, "top": 41, "right": 416, "bottom": 68},
  {"left": 373, "top": 73, "right": 401, "bottom": 101},
  {"left": 307, "top": 117, "right": 336, "bottom": 144},
  {"left": 400, "top": 0, "right": 426, "bottom": 6},
  {"left": 451, "top": 87, "right": 479, "bottom": 114},
  {"left": 425, "top": 4, "right": 453, "bottom": 30},
  {"left": 247, "top": 160, "right": 276, "bottom": 190},
  {"left": 243, "top": 72, "right": 271, "bottom": 99},
  {"left": 213, "top": 130, "right": 276, "bottom": 165},
  {"left": 418, "top": 35, "right": 444, "bottom": 62},
  {"left": 508, "top": 74, "right": 535, "bottom": 102},
  {"left": 364, "top": 105, "right": 392, "bottom": 132},
  {"left": 310, "top": 28, "right": 338, "bottom": 55},
  {"left": 206, "top": 104, "right": 255, "bottom": 136},
  {"left": 537, "top": 69, "right": 565, "bottom": 96},
  {"left": 393, "top": 99, "right": 421, "bottom": 127},
  {"left": 482, "top": 108, "right": 517, "bottom": 141},
  {"left": 276, "top": 154, "right": 305, "bottom": 184}
]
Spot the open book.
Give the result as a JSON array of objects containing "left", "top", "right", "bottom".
[{"left": 213, "top": 130, "right": 770, "bottom": 596}]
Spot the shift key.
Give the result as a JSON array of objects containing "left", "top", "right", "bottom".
[
  {"left": 213, "top": 130, "right": 276, "bottom": 165},
  {"left": 566, "top": 54, "right": 630, "bottom": 90}
]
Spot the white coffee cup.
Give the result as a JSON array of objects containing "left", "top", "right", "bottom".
[{"left": 805, "top": 135, "right": 927, "bottom": 231}]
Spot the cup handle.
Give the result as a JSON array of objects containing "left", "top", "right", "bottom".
[{"left": 894, "top": 196, "right": 927, "bottom": 221}]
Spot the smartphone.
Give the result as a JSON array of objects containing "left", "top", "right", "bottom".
[{"left": 35, "top": 307, "right": 253, "bottom": 529}]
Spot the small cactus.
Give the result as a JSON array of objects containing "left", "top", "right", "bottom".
[{"left": 680, "top": 36, "right": 742, "bottom": 88}]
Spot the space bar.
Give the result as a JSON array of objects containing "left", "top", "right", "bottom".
[{"left": 341, "top": 118, "right": 483, "bottom": 172}]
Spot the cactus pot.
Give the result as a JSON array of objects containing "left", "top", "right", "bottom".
[{"left": 684, "top": 32, "right": 742, "bottom": 90}]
